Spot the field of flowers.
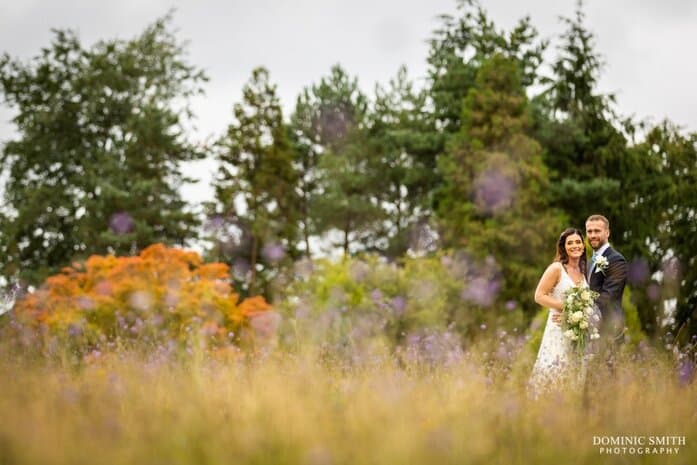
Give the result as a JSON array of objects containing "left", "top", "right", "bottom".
[
  {"left": 0, "top": 246, "right": 694, "bottom": 464},
  {"left": 0, "top": 348, "right": 694, "bottom": 465}
]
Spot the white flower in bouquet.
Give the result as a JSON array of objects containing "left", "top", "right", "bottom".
[{"left": 561, "top": 286, "right": 600, "bottom": 355}]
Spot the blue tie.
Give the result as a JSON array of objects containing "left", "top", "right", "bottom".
[{"left": 588, "top": 254, "right": 597, "bottom": 280}]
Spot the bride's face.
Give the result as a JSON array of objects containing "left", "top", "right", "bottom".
[{"left": 565, "top": 234, "right": 584, "bottom": 259}]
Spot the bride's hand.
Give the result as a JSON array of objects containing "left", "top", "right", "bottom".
[{"left": 551, "top": 310, "right": 563, "bottom": 326}]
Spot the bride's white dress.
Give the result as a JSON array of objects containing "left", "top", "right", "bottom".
[{"left": 529, "top": 262, "right": 587, "bottom": 395}]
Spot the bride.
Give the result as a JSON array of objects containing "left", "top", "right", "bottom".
[{"left": 529, "top": 228, "right": 590, "bottom": 395}]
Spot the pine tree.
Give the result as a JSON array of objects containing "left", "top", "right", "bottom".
[
  {"left": 427, "top": 0, "right": 547, "bottom": 133},
  {"left": 435, "top": 54, "right": 564, "bottom": 315},
  {"left": 627, "top": 123, "right": 697, "bottom": 340},
  {"left": 530, "top": 1, "right": 632, "bottom": 240},
  {"left": 288, "top": 88, "right": 323, "bottom": 258},
  {"left": 210, "top": 67, "right": 300, "bottom": 296},
  {"left": 368, "top": 66, "right": 441, "bottom": 257},
  {"left": 290, "top": 65, "right": 383, "bottom": 256}
]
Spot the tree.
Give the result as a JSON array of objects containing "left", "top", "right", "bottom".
[
  {"left": 290, "top": 65, "right": 384, "bottom": 256},
  {"left": 530, "top": 1, "right": 633, "bottom": 242},
  {"left": 427, "top": 0, "right": 547, "bottom": 133},
  {"left": 434, "top": 54, "right": 564, "bottom": 315},
  {"left": 210, "top": 67, "right": 300, "bottom": 297},
  {"left": 626, "top": 123, "right": 697, "bottom": 341},
  {"left": 0, "top": 14, "right": 206, "bottom": 286},
  {"left": 368, "top": 66, "right": 442, "bottom": 257},
  {"left": 288, "top": 88, "right": 323, "bottom": 257}
]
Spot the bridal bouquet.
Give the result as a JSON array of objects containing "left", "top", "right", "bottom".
[{"left": 561, "top": 286, "right": 600, "bottom": 355}]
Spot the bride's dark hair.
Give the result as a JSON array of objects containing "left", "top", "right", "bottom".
[{"left": 555, "top": 228, "right": 587, "bottom": 275}]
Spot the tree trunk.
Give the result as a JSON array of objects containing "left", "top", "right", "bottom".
[
  {"left": 249, "top": 234, "right": 258, "bottom": 293},
  {"left": 343, "top": 214, "right": 350, "bottom": 256},
  {"left": 302, "top": 193, "right": 311, "bottom": 258}
]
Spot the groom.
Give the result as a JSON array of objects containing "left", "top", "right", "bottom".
[{"left": 585, "top": 214, "right": 628, "bottom": 353}]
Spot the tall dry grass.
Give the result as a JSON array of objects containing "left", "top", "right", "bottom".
[{"left": 0, "top": 346, "right": 693, "bottom": 465}]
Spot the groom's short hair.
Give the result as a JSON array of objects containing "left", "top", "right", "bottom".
[{"left": 586, "top": 214, "right": 609, "bottom": 229}]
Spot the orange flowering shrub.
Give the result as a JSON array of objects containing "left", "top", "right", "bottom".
[{"left": 11, "top": 243, "right": 272, "bottom": 354}]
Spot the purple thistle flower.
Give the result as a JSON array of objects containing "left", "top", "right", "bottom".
[
  {"left": 262, "top": 243, "right": 286, "bottom": 264},
  {"left": 109, "top": 212, "right": 134, "bottom": 235},
  {"left": 249, "top": 311, "right": 281, "bottom": 338},
  {"left": 461, "top": 277, "right": 500, "bottom": 307},
  {"left": 627, "top": 258, "right": 651, "bottom": 285},
  {"left": 204, "top": 215, "right": 225, "bottom": 231},
  {"left": 678, "top": 358, "right": 695, "bottom": 386},
  {"left": 473, "top": 169, "right": 515, "bottom": 214},
  {"left": 232, "top": 258, "right": 250, "bottom": 280},
  {"left": 662, "top": 258, "right": 681, "bottom": 282},
  {"left": 74, "top": 296, "right": 95, "bottom": 310},
  {"left": 67, "top": 323, "right": 83, "bottom": 337},
  {"left": 646, "top": 284, "right": 661, "bottom": 302},
  {"left": 391, "top": 296, "right": 406, "bottom": 315}
]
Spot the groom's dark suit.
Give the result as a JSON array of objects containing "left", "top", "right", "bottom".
[
  {"left": 583, "top": 244, "right": 628, "bottom": 404},
  {"left": 588, "top": 245, "right": 628, "bottom": 343}
]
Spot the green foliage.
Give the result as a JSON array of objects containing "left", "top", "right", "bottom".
[
  {"left": 290, "top": 65, "right": 384, "bottom": 255},
  {"left": 627, "top": 123, "right": 697, "bottom": 340},
  {"left": 368, "top": 66, "right": 443, "bottom": 257},
  {"left": 277, "top": 252, "right": 527, "bottom": 357},
  {"left": 427, "top": 0, "right": 547, "bottom": 133},
  {"left": 622, "top": 286, "right": 647, "bottom": 348},
  {"left": 1, "top": 0, "right": 694, "bottom": 351},
  {"left": 525, "top": 3, "right": 697, "bottom": 343},
  {"left": 288, "top": 91, "right": 320, "bottom": 257},
  {"left": 0, "top": 14, "right": 207, "bottom": 285},
  {"left": 434, "top": 54, "right": 565, "bottom": 316},
  {"left": 209, "top": 67, "right": 300, "bottom": 297},
  {"left": 530, "top": 2, "right": 632, "bottom": 236},
  {"left": 526, "top": 308, "right": 549, "bottom": 356}
]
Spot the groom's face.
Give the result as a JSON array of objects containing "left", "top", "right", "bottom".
[{"left": 586, "top": 220, "right": 609, "bottom": 250}]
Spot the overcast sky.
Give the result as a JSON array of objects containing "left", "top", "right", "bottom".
[{"left": 1, "top": 0, "right": 696, "bottom": 206}]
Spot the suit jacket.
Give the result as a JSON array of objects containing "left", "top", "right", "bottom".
[{"left": 588, "top": 246, "right": 628, "bottom": 335}]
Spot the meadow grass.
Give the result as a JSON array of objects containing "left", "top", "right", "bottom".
[{"left": 0, "top": 345, "right": 694, "bottom": 465}]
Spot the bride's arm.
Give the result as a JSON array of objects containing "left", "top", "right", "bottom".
[{"left": 534, "top": 263, "right": 563, "bottom": 311}]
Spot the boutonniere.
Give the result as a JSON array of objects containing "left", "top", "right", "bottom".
[{"left": 594, "top": 256, "right": 609, "bottom": 275}]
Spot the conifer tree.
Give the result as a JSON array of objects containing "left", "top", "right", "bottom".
[
  {"left": 435, "top": 54, "right": 564, "bottom": 315},
  {"left": 211, "top": 67, "right": 300, "bottom": 296}
]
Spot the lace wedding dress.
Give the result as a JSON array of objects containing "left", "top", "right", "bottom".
[{"left": 529, "top": 263, "right": 587, "bottom": 396}]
